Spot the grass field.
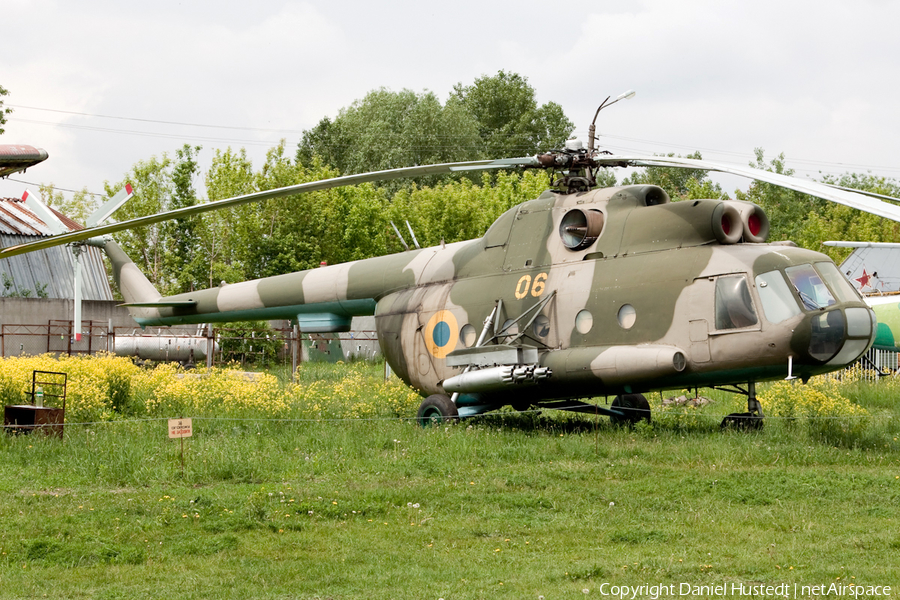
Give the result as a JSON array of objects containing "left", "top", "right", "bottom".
[{"left": 0, "top": 358, "right": 898, "bottom": 599}]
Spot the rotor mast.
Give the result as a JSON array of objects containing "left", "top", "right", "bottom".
[{"left": 535, "top": 90, "right": 636, "bottom": 194}]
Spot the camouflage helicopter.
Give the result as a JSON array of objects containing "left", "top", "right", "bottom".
[{"left": 3, "top": 96, "right": 896, "bottom": 428}]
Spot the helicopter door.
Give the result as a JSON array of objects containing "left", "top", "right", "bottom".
[
  {"left": 688, "top": 278, "right": 713, "bottom": 363},
  {"left": 503, "top": 206, "right": 554, "bottom": 271},
  {"left": 707, "top": 273, "right": 763, "bottom": 364}
]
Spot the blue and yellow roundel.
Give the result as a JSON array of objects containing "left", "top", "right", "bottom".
[{"left": 424, "top": 310, "right": 459, "bottom": 359}]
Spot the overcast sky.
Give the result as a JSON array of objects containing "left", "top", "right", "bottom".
[{"left": 2, "top": 0, "right": 898, "bottom": 204}]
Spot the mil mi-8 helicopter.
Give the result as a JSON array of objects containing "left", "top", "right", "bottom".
[{"left": 3, "top": 92, "right": 896, "bottom": 428}]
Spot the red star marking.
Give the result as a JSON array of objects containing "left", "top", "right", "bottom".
[{"left": 855, "top": 268, "right": 872, "bottom": 289}]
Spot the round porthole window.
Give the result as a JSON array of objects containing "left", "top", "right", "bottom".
[
  {"left": 460, "top": 324, "right": 477, "bottom": 348},
  {"left": 575, "top": 310, "right": 593, "bottom": 334},
  {"left": 501, "top": 319, "right": 519, "bottom": 340},
  {"left": 533, "top": 315, "right": 550, "bottom": 338},
  {"left": 617, "top": 304, "right": 636, "bottom": 329}
]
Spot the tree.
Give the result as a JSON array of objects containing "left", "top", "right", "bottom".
[
  {"left": 0, "top": 84, "right": 11, "bottom": 136},
  {"left": 449, "top": 70, "right": 574, "bottom": 157},
  {"left": 105, "top": 155, "right": 174, "bottom": 291},
  {"left": 203, "top": 147, "right": 257, "bottom": 286},
  {"left": 297, "top": 88, "right": 482, "bottom": 178},
  {"left": 165, "top": 144, "right": 203, "bottom": 293},
  {"left": 794, "top": 172, "right": 900, "bottom": 263},
  {"left": 296, "top": 72, "right": 575, "bottom": 178}
]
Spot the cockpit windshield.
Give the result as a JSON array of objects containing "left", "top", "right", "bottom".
[
  {"left": 814, "top": 261, "right": 863, "bottom": 303},
  {"left": 756, "top": 262, "right": 860, "bottom": 323},
  {"left": 785, "top": 264, "right": 836, "bottom": 310}
]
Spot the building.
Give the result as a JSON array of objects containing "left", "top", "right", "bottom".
[{"left": 0, "top": 195, "right": 112, "bottom": 301}]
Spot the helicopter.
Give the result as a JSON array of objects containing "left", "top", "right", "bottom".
[{"left": 2, "top": 95, "right": 895, "bottom": 428}]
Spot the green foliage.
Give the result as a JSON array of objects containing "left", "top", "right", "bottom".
[
  {"left": 104, "top": 154, "right": 175, "bottom": 291},
  {"left": 794, "top": 172, "right": 900, "bottom": 263},
  {"left": 0, "top": 83, "right": 10, "bottom": 135},
  {"left": 164, "top": 144, "right": 203, "bottom": 293},
  {"left": 0, "top": 365, "right": 898, "bottom": 597},
  {"left": 296, "top": 87, "right": 482, "bottom": 177},
  {"left": 297, "top": 71, "right": 574, "bottom": 182},
  {"left": 387, "top": 170, "right": 551, "bottom": 247},
  {"left": 450, "top": 70, "right": 574, "bottom": 157},
  {"left": 216, "top": 321, "right": 282, "bottom": 366},
  {"left": 206, "top": 143, "right": 349, "bottom": 280},
  {"left": 1, "top": 272, "right": 48, "bottom": 298}
]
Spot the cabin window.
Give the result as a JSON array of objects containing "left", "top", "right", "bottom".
[
  {"left": 575, "top": 310, "right": 593, "bottom": 334},
  {"left": 500, "top": 319, "right": 519, "bottom": 341},
  {"left": 755, "top": 270, "right": 801, "bottom": 324},
  {"left": 714, "top": 276, "right": 758, "bottom": 330},
  {"left": 617, "top": 304, "right": 636, "bottom": 329},
  {"left": 785, "top": 264, "right": 835, "bottom": 310},
  {"left": 460, "top": 324, "right": 477, "bottom": 347},
  {"left": 532, "top": 315, "right": 550, "bottom": 338}
]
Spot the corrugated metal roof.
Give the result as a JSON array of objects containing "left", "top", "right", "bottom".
[
  {"left": 0, "top": 195, "right": 82, "bottom": 235},
  {"left": 0, "top": 197, "right": 113, "bottom": 301}
]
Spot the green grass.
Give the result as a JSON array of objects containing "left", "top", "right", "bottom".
[{"left": 0, "top": 365, "right": 899, "bottom": 598}]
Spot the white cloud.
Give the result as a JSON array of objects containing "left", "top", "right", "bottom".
[{"left": 1, "top": 0, "right": 898, "bottom": 201}]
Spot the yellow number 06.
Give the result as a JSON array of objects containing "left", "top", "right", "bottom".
[{"left": 515, "top": 272, "right": 548, "bottom": 299}]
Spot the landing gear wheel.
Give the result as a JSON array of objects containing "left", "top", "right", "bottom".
[
  {"left": 610, "top": 393, "right": 651, "bottom": 426},
  {"left": 720, "top": 412, "right": 763, "bottom": 430},
  {"left": 511, "top": 400, "right": 533, "bottom": 412},
  {"left": 416, "top": 394, "right": 459, "bottom": 427},
  {"left": 721, "top": 382, "right": 764, "bottom": 430}
]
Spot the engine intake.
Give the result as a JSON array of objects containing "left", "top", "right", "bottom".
[{"left": 559, "top": 208, "right": 605, "bottom": 250}]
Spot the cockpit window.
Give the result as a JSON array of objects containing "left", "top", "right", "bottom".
[
  {"left": 815, "top": 261, "right": 862, "bottom": 303},
  {"left": 785, "top": 264, "right": 835, "bottom": 310},
  {"left": 715, "top": 275, "right": 759, "bottom": 330},
  {"left": 755, "top": 270, "right": 802, "bottom": 324}
]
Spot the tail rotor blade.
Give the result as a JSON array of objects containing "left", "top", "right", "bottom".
[
  {"left": 86, "top": 183, "right": 134, "bottom": 227},
  {"left": 22, "top": 189, "right": 67, "bottom": 235}
]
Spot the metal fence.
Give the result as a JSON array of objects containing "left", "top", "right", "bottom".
[
  {"left": 1, "top": 320, "right": 113, "bottom": 357},
  {"left": 857, "top": 347, "right": 900, "bottom": 380},
  {"left": 0, "top": 322, "right": 381, "bottom": 369}
]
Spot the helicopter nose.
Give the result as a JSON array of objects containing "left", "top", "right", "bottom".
[{"left": 806, "top": 306, "right": 875, "bottom": 366}]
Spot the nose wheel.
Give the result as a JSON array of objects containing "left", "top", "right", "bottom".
[{"left": 720, "top": 382, "right": 764, "bottom": 430}]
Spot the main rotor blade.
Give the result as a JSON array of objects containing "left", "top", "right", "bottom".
[
  {"left": 823, "top": 241, "right": 900, "bottom": 249},
  {"left": 599, "top": 155, "right": 900, "bottom": 224},
  {"left": 821, "top": 183, "right": 900, "bottom": 203},
  {"left": 0, "top": 158, "right": 527, "bottom": 259}
]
